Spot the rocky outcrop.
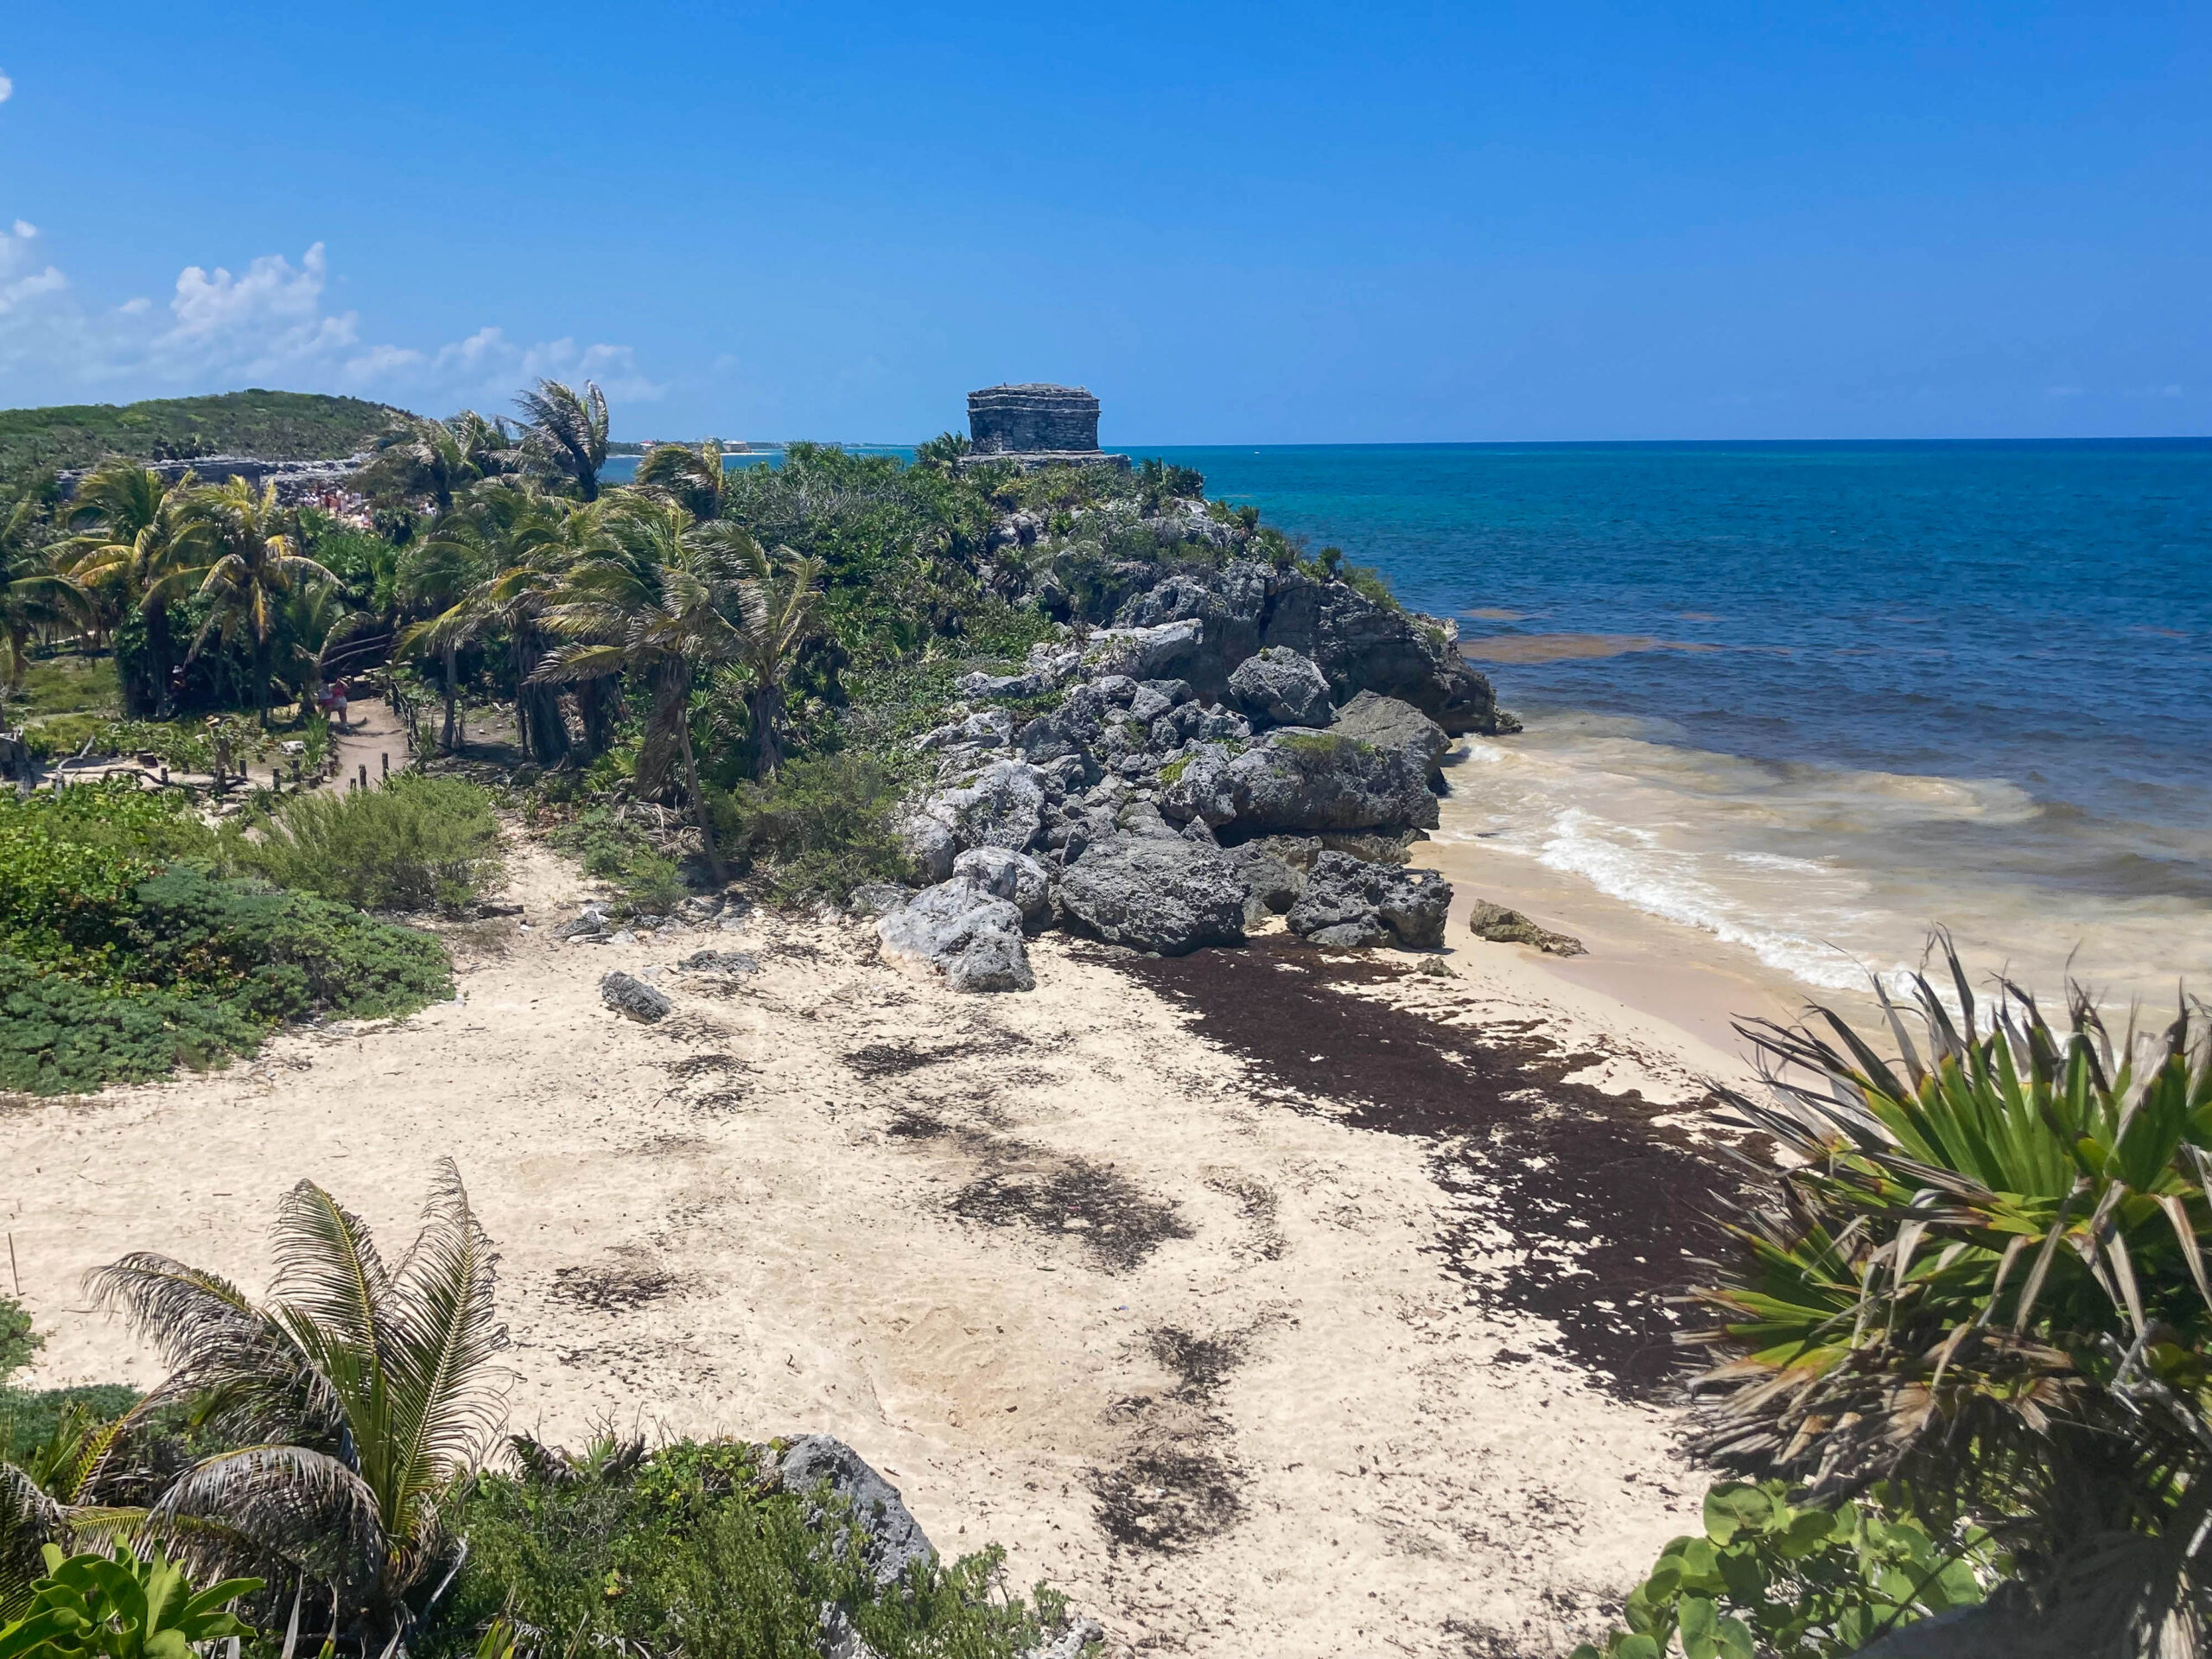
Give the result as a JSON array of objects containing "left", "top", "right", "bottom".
[
  {"left": 1286, "top": 852, "right": 1452, "bottom": 950},
  {"left": 952, "top": 846, "right": 1052, "bottom": 931},
  {"left": 776, "top": 1434, "right": 936, "bottom": 1590},
  {"left": 600, "top": 971, "right": 671, "bottom": 1021},
  {"left": 1467, "top": 899, "right": 1586, "bottom": 957},
  {"left": 1229, "top": 645, "right": 1334, "bottom": 729},
  {"left": 1224, "top": 715, "right": 1441, "bottom": 835},
  {"left": 877, "top": 879, "right": 1034, "bottom": 992},
  {"left": 1054, "top": 837, "right": 1247, "bottom": 955}
]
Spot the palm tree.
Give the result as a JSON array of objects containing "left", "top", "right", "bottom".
[
  {"left": 78, "top": 1162, "right": 505, "bottom": 1648},
  {"left": 63, "top": 463, "right": 213, "bottom": 715},
  {"left": 363, "top": 412, "right": 524, "bottom": 512},
  {"left": 186, "top": 479, "right": 335, "bottom": 723},
  {"left": 515, "top": 380, "right": 608, "bottom": 502},
  {"left": 635, "top": 438, "right": 732, "bottom": 519},
  {"left": 728, "top": 537, "right": 826, "bottom": 781},
  {"left": 396, "top": 522, "right": 492, "bottom": 753},
  {"left": 401, "top": 486, "right": 595, "bottom": 765},
  {"left": 0, "top": 491, "right": 85, "bottom": 696},
  {"left": 1689, "top": 943, "right": 2212, "bottom": 1656},
  {"left": 536, "top": 497, "right": 759, "bottom": 878}
]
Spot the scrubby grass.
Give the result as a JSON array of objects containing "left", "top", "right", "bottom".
[
  {"left": 550, "top": 805, "right": 690, "bottom": 914},
  {"left": 239, "top": 773, "right": 505, "bottom": 914},
  {"left": 0, "top": 779, "right": 452, "bottom": 1093},
  {"left": 722, "top": 753, "right": 913, "bottom": 903},
  {"left": 5, "top": 651, "right": 119, "bottom": 723},
  {"left": 426, "top": 1435, "right": 1077, "bottom": 1659}
]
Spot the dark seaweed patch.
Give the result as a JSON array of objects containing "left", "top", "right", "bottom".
[
  {"left": 950, "top": 1156, "right": 1192, "bottom": 1273},
  {"left": 548, "top": 1262, "right": 677, "bottom": 1312},
  {"left": 1121, "top": 934, "right": 1759, "bottom": 1393}
]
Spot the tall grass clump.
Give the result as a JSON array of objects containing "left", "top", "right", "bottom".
[
  {"left": 240, "top": 772, "right": 505, "bottom": 913},
  {"left": 1681, "top": 940, "right": 2212, "bottom": 1656},
  {"left": 721, "top": 752, "right": 912, "bottom": 903}
]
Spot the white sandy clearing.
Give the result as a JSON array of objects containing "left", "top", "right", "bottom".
[{"left": 1, "top": 834, "right": 1748, "bottom": 1657}]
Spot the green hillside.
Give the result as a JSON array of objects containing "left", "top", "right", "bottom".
[{"left": 0, "top": 390, "right": 414, "bottom": 475}]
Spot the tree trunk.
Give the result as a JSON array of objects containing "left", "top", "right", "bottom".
[
  {"left": 146, "top": 599, "right": 175, "bottom": 717},
  {"left": 576, "top": 677, "right": 615, "bottom": 759},
  {"left": 634, "top": 663, "right": 689, "bottom": 800},
  {"left": 677, "top": 721, "right": 724, "bottom": 884},
  {"left": 442, "top": 642, "right": 460, "bottom": 752},
  {"left": 750, "top": 683, "right": 784, "bottom": 780}
]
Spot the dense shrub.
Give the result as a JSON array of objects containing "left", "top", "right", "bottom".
[
  {"left": 0, "top": 779, "right": 453, "bottom": 1093},
  {"left": 427, "top": 1436, "right": 1073, "bottom": 1659},
  {"left": 238, "top": 773, "right": 505, "bottom": 913},
  {"left": 721, "top": 753, "right": 913, "bottom": 902},
  {"left": 550, "top": 806, "right": 690, "bottom": 913}
]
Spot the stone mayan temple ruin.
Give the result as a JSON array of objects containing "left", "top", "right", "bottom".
[{"left": 965, "top": 384, "right": 1129, "bottom": 470}]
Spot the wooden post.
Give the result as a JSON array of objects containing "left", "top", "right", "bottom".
[
  {"left": 381, "top": 752, "right": 390, "bottom": 779},
  {"left": 358, "top": 763, "right": 368, "bottom": 791}
]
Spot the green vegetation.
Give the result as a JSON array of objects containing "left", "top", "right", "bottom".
[
  {"left": 0, "top": 780, "right": 452, "bottom": 1093},
  {"left": 1681, "top": 943, "right": 2212, "bottom": 1649},
  {"left": 1573, "top": 1482, "right": 1990, "bottom": 1659},
  {"left": 436, "top": 1434, "right": 1071, "bottom": 1659},
  {"left": 238, "top": 772, "right": 505, "bottom": 913},
  {"left": 0, "top": 1176, "right": 1083, "bottom": 1657},
  {"left": 0, "top": 1547, "right": 258, "bottom": 1656},
  {"left": 0, "top": 391, "right": 406, "bottom": 476}
]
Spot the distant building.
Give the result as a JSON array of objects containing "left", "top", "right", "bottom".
[{"left": 965, "top": 384, "right": 1128, "bottom": 470}]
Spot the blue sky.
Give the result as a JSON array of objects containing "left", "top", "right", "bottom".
[{"left": 2, "top": 2, "right": 2206, "bottom": 442}]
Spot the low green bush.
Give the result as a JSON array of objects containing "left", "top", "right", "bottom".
[
  {"left": 237, "top": 773, "right": 505, "bottom": 914},
  {"left": 721, "top": 753, "right": 912, "bottom": 903},
  {"left": 425, "top": 1435, "right": 1076, "bottom": 1659},
  {"left": 1573, "top": 1482, "right": 1992, "bottom": 1659},
  {"left": 550, "top": 806, "right": 690, "bottom": 913}
]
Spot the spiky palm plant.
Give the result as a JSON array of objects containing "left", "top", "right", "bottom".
[
  {"left": 186, "top": 480, "right": 336, "bottom": 724},
  {"left": 63, "top": 465, "right": 213, "bottom": 715},
  {"left": 1690, "top": 944, "right": 2212, "bottom": 1656},
  {"left": 514, "top": 381, "right": 608, "bottom": 503},
  {"left": 75, "top": 1162, "right": 505, "bottom": 1648}
]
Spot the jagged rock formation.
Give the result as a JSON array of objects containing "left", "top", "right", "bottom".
[
  {"left": 1466, "top": 899, "right": 1586, "bottom": 957},
  {"left": 873, "top": 555, "right": 1510, "bottom": 987}
]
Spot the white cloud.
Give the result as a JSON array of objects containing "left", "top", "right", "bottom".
[
  {"left": 0, "top": 224, "right": 664, "bottom": 415},
  {"left": 0, "top": 71, "right": 13, "bottom": 104}
]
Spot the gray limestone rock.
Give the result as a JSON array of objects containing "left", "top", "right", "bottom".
[
  {"left": 1467, "top": 899, "right": 1586, "bottom": 957},
  {"left": 1286, "top": 851, "right": 1453, "bottom": 950},
  {"left": 846, "top": 882, "right": 915, "bottom": 918},
  {"left": 1331, "top": 689, "right": 1452, "bottom": 779},
  {"left": 895, "top": 815, "right": 957, "bottom": 886},
  {"left": 919, "top": 709, "right": 1015, "bottom": 751},
  {"left": 1219, "top": 840, "right": 1306, "bottom": 924},
  {"left": 931, "top": 760, "right": 1052, "bottom": 853},
  {"left": 953, "top": 669, "right": 1046, "bottom": 702},
  {"left": 1224, "top": 723, "right": 1440, "bottom": 834},
  {"left": 876, "top": 879, "right": 1035, "bottom": 992},
  {"left": 1229, "top": 645, "right": 1334, "bottom": 729},
  {"left": 599, "top": 971, "right": 672, "bottom": 1021},
  {"left": 1158, "top": 743, "right": 1238, "bottom": 828},
  {"left": 776, "top": 1434, "right": 935, "bottom": 1590},
  {"left": 557, "top": 905, "right": 613, "bottom": 941},
  {"left": 951, "top": 846, "right": 1052, "bottom": 930},
  {"left": 679, "top": 950, "right": 760, "bottom": 975},
  {"left": 1053, "top": 836, "right": 1247, "bottom": 955}
]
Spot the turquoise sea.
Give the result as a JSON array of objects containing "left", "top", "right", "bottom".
[{"left": 1153, "top": 440, "right": 2212, "bottom": 1002}]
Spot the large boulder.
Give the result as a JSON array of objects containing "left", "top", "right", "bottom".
[
  {"left": 1158, "top": 743, "right": 1238, "bottom": 827},
  {"left": 918, "top": 709, "right": 1014, "bottom": 752},
  {"left": 1224, "top": 720, "right": 1441, "bottom": 834},
  {"left": 1229, "top": 646, "right": 1334, "bottom": 729},
  {"left": 918, "top": 760, "right": 1052, "bottom": 855},
  {"left": 895, "top": 815, "right": 956, "bottom": 886},
  {"left": 1220, "top": 838, "right": 1310, "bottom": 924},
  {"left": 1467, "top": 899, "right": 1586, "bottom": 957},
  {"left": 1255, "top": 569, "right": 1514, "bottom": 734},
  {"left": 877, "top": 880, "right": 1034, "bottom": 992},
  {"left": 776, "top": 1435, "right": 935, "bottom": 1590},
  {"left": 1330, "top": 690, "right": 1451, "bottom": 779},
  {"left": 952, "top": 846, "right": 1052, "bottom": 930},
  {"left": 1054, "top": 836, "right": 1247, "bottom": 955},
  {"left": 1287, "top": 851, "right": 1452, "bottom": 950}
]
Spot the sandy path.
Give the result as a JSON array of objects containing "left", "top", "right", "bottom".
[
  {"left": 2, "top": 834, "right": 1753, "bottom": 1657},
  {"left": 323, "top": 696, "right": 414, "bottom": 792}
]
